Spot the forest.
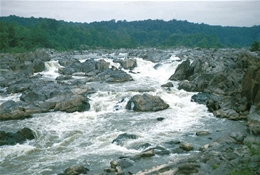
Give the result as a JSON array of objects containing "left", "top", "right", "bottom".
[{"left": 0, "top": 15, "right": 260, "bottom": 52}]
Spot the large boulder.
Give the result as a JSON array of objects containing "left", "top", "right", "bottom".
[
  {"left": 54, "top": 95, "right": 90, "bottom": 113},
  {"left": 0, "top": 100, "right": 32, "bottom": 120},
  {"left": 126, "top": 93, "right": 169, "bottom": 111},
  {"left": 0, "top": 128, "right": 35, "bottom": 146},
  {"left": 32, "top": 59, "right": 45, "bottom": 73},
  {"left": 169, "top": 59, "right": 193, "bottom": 81},
  {"left": 113, "top": 58, "right": 137, "bottom": 69},
  {"left": 97, "top": 69, "right": 133, "bottom": 83}
]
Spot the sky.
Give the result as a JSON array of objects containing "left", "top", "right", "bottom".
[{"left": 1, "top": 0, "right": 260, "bottom": 27}]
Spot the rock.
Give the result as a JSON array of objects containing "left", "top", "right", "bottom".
[
  {"left": 196, "top": 131, "right": 210, "bottom": 136},
  {"left": 177, "top": 163, "right": 200, "bottom": 174},
  {"left": 114, "top": 58, "right": 137, "bottom": 69},
  {"left": 0, "top": 128, "right": 35, "bottom": 146},
  {"left": 241, "top": 66, "right": 260, "bottom": 104},
  {"left": 213, "top": 109, "right": 242, "bottom": 120},
  {"left": 191, "top": 92, "right": 211, "bottom": 105},
  {"left": 56, "top": 75, "right": 72, "bottom": 81},
  {"left": 132, "top": 148, "right": 155, "bottom": 160},
  {"left": 125, "top": 93, "right": 169, "bottom": 112},
  {"left": 112, "top": 133, "right": 138, "bottom": 146},
  {"left": 33, "top": 59, "right": 45, "bottom": 73},
  {"left": 169, "top": 59, "right": 192, "bottom": 81},
  {"left": 229, "top": 132, "right": 245, "bottom": 143},
  {"left": 0, "top": 100, "right": 32, "bottom": 120},
  {"left": 161, "top": 82, "right": 173, "bottom": 87},
  {"left": 54, "top": 95, "right": 90, "bottom": 113},
  {"left": 112, "top": 158, "right": 134, "bottom": 169},
  {"left": 64, "top": 165, "right": 88, "bottom": 175},
  {"left": 153, "top": 145, "right": 171, "bottom": 155},
  {"left": 206, "top": 98, "right": 220, "bottom": 112},
  {"left": 141, "top": 50, "right": 171, "bottom": 63},
  {"left": 178, "top": 80, "right": 194, "bottom": 91},
  {"left": 156, "top": 117, "right": 164, "bottom": 121},
  {"left": 180, "top": 142, "right": 193, "bottom": 151},
  {"left": 97, "top": 69, "right": 133, "bottom": 83}
]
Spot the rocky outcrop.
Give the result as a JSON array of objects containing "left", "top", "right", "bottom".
[
  {"left": 113, "top": 58, "right": 137, "bottom": 69},
  {"left": 125, "top": 93, "right": 169, "bottom": 112},
  {"left": 0, "top": 128, "right": 35, "bottom": 146},
  {"left": 169, "top": 49, "right": 260, "bottom": 120}
]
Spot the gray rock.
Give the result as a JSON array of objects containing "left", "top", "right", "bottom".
[
  {"left": 0, "top": 128, "right": 35, "bottom": 146},
  {"left": 169, "top": 59, "right": 192, "bottom": 81},
  {"left": 196, "top": 131, "right": 210, "bottom": 136},
  {"left": 180, "top": 142, "right": 193, "bottom": 151},
  {"left": 112, "top": 133, "right": 138, "bottom": 146},
  {"left": 126, "top": 93, "right": 169, "bottom": 112},
  {"left": 64, "top": 165, "right": 88, "bottom": 175},
  {"left": 161, "top": 82, "right": 173, "bottom": 87},
  {"left": 54, "top": 95, "right": 90, "bottom": 113}
]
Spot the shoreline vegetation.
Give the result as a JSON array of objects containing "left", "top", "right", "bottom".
[{"left": 0, "top": 15, "right": 260, "bottom": 53}]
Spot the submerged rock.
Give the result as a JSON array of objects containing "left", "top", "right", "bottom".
[
  {"left": 112, "top": 133, "right": 138, "bottom": 146},
  {"left": 126, "top": 93, "right": 169, "bottom": 112},
  {"left": 0, "top": 128, "right": 35, "bottom": 146}
]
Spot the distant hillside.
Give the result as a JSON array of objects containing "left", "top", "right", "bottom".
[{"left": 0, "top": 15, "right": 259, "bottom": 52}]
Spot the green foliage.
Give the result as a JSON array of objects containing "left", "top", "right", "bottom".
[
  {"left": 250, "top": 41, "right": 260, "bottom": 52},
  {"left": 0, "top": 15, "right": 260, "bottom": 52}
]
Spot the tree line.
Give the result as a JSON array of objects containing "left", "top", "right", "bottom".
[{"left": 0, "top": 15, "right": 259, "bottom": 52}]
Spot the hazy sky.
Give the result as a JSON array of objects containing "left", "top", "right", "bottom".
[{"left": 1, "top": 0, "right": 260, "bottom": 27}]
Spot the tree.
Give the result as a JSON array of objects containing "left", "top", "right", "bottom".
[{"left": 250, "top": 41, "right": 259, "bottom": 52}]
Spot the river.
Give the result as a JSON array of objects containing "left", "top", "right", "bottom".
[{"left": 0, "top": 51, "right": 246, "bottom": 174}]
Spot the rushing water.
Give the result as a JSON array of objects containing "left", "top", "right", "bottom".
[{"left": 0, "top": 53, "right": 246, "bottom": 174}]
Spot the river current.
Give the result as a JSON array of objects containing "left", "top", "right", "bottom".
[{"left": 0, "top": 52, "right": 245, "bottom": 174}]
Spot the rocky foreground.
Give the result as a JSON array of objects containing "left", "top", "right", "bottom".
[{"left": 1, "top": 48, "right": 260, "bottom": 174}]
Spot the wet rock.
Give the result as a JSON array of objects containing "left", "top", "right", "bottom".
[
  {"left": 0, "top": 100, "right": 32, "bottom": 120},
  {"left": 132, "top": 148, "right": 155, "bottom": 160},
  {"left": 111, "top": 158, "right": 134, "bottom": 169},
  {"left": 98, "top": 69, "right": 133, "bottom": 83},
  {"left": 177, "top": 163, "right": 200, "bottom": 174},
  {"left": 178, "top": 80, "right": 194, "bottom": 91},
  {"left": 114, "top": 58, "right": 137, "bottom": 69},
  {"left": 161, "top": 82, "right": 173, "bottom": 87},
  {"left": 32, "top": 59, "right": 45, "bottom": 73},
  {"left": 125, "top": 93, "right": 169, "bottom": 112},
  {"left": 0, "top": 128, "right": 35, "bottom": 146},
  {"left": 191, "top": 92, "right": 212, "bottom": 105},
  {"left": 213, "top": 108, "right": 242, "bottom": 120},
  {"left": 153, "top": 145, "right": 171, "bottom": 155},
  {"left": 169, "top": 59, "right": 192, "bottom": 81},
  {"left": 63, "top": 165, "right": 89, "bottom": 175},
  {"left": 56, "top": 75, "right": 72, "bottom": 81},
  {"left": 229, "top": 132, "right": 246, "bottom": 143},
  {"left": 54, "top": 95, "right": 90, "bottom": 113},
  {"left": 196, "top": 131, "right": 210, "bottom": 136},
  {"left": 180, "top": 142, "right": 193, "bottom": 151},
  {"left": 156, "top": 117, "right": 165, "bottom": 121},
  {"left": 112, "top": 133, "right": 138, "bottom": 146}
]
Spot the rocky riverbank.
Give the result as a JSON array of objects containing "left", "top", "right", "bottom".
[
  {"left": 133, "top": 48, "right": 260, "bottom": 175},
  {"left": 1, "top": 48, "right": 260, "bottom": 175}
]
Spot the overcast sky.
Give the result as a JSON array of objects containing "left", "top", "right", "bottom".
[{"left": 1, "top": 0, "right": 260, "bottom": 27}]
